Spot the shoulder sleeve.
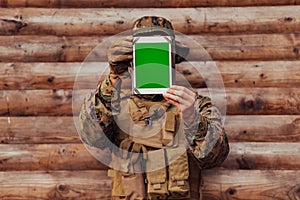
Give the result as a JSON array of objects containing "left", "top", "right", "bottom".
[
  {"left": 185, "top": 96, "right": 229, "bottom": 169},
  {"left": 78, "top": 75, "right": 121, "bottom": 149}
]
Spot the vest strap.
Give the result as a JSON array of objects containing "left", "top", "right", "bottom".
[{"left": 129, "top": 95, "right": 178, "bottom": 148}]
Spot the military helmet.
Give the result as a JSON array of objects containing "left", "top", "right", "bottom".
[
  {"left": 132, "top": 16, "right": 189, "bottom": 63},
  {"left": 132, "top": 16, "right": 175, "bottom": 38}
]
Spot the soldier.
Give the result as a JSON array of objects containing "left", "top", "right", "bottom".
[{"left": 79, "top": 16, "right": 229, "bottom": 200}]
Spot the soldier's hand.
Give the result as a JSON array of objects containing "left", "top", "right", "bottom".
[
  {"left": 107, "top": 36, "right": 133, "bottom": 75},
  {"left": 163, "top": 85, "right": 197, "bottom": 124}
]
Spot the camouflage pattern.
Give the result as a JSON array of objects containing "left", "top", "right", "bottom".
[
  {"left": 108, "top": 36, "right": 133, "bottom": 75},
  {"left": 78, "top": 16, "right": 229, "bottom": 200},
  {"left": 132, "top": 16, "right": 175, "bottom": 37},
  {"left": 133, "top": 16, "right": 174, "bottom": 31},
  {"left": 187, "top": 96, "right": 229, "bottom": 169}
]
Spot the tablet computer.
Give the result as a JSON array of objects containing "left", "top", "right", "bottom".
[{"left": 133, "top": 36, "right": 173, "bottom": 94}]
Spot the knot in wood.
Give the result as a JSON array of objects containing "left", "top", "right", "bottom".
[
  {"left": 227, "top": 187, "right": 237, "bottom": 195},
  {"left": 58, "top": 184, "right": 66, "bottom": 191}
]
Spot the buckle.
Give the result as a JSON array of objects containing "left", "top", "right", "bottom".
[{"left": 144, "top": 117, "right": 152, "bottom": 126}]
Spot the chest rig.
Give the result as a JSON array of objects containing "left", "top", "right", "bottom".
[
  {"left": 110, "top": 95, "right": 193, "bottom": 200},
  {"left": 127, "top": 95, "right": 179, "bottom": 148}
]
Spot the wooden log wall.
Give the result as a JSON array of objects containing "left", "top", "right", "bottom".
[{"left": 0, "top": 1, "right": 300, "bottom": 199}]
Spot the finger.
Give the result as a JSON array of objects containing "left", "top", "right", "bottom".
[
  {"left": 109, "top": 46, "right": 133, "bottom": 55},
  {"left": 164, "top": 92, "right": 191, "bottom": 107},
  {"left": 163, "top": 95, "right": 180, "bottom": 107},
  {"left": 112, "top": 36, "right": 133, "bottom": 47},
  {"left": 170, "top": 85, "right": 196, "bottom": 97},
  {"left": 164, "top": 92, "right": 180, "bottom": 103},
  {"left": 109, "top": 54, "right": 133, "bottom": 63},
  {"left": 122, "top": 35, "right": 133, "bottom": 42},
  {"left": 164, "top": 96, "right": 192, "bottom": 114},
  {"left": 167, "top": 88, "right": 194, "bottom": 103},
  {"left": 168, "top": 86, "right": 193, "bottom": 99}
]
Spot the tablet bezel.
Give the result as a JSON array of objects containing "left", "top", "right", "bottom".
[{"left": 132, "top": 36, "right": 173, "bottom": 94}]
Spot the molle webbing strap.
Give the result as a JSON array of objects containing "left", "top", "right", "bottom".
[
  {"left": 129, "top": 96, "right": 150, "bottom": 122},
  {"left": 162, "top": 110, "right": 176, "bottom": 147},
  {"left": 129, "top": 96, "right": 178, "bottom": 148},
  {"left": 130, "top": 95, "right": 171, "bottom": 120},
  {"left": 165, "top": 111, "right": 176, "bottom": 132},
  {"left": 120, "top": 138, "right": 148, "bottom": 161}
]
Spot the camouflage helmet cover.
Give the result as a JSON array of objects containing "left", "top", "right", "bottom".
[
  {"left": 132, "top": 16, "right": 175, "bottom": 38},
  {"left": 132, "top": 16, "right": 189, "bottom": 63}
]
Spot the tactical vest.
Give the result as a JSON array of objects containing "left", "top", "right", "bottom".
[{"left": 109, "top": 96, "right": 203, "bottom": 200}]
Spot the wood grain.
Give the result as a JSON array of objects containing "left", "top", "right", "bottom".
[
  {"left": 0, "top": 89, "right": 73, "bottom": 116},
  {"left": 223, "top": 142, "right": 300, "bottom": 170},
  {"left": 226, "top": 115, "right": 300, "bottom": 142},
  {"left": 1, "top": 61, "right": 300, "bottom": 90},
  {"left": 220, "top": 87, "right": 300, "bottom": 115},
  {"left": 0, "top": 36, "right": 103, "bottom": 62},
  {"left": 202, "top": 170, "right": 300, "bottom": 199},
  {"left": 0, "top": 143, "right": 107, "bottom": 171},
  {"left": 0, "top": 170, "right": 111, "bottom": 199},
  {"left": 1, "top": 87, "right": 299, "bottom": 116},
  {"left": 0, "top": 7, "right": 300, "bottom": 35},
  {"left": 1, "top": 115, "right": 300, "bottom": 144},
  {"left": 0, "top": 117, "right": 79, "bottom": 144},
  {"left": 0, "top": 62, "right": 101, "bottom": 90},
  {"left": 1, "top": 0, "right": 300, "bottom": 8},
  {"left": 0, "top": 170, "right": 299, "bottom": 199},
  {"left": 181, "top": 61, "right": 300, "bottom": 88},
  {"left": 0, "top": 143, "right": 299, "bottom": 171},
  {"left": 1, "top": 34, "right": 300, "bottom": 62}
]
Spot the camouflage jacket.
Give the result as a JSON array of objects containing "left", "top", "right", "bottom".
[{"left": 79, "top": 75, "right": 229, "bottom": 169}]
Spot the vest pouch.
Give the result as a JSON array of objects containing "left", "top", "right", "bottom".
[
  {"left": 108, "top": 169, "right": 126, "bottom": 199},
  {"left": 187, "top": 150, "right": 203, "bottom": 200},
  {"left": 167, "top": 150, "right": 190, "bottom": 199},
  {"left": 146, "top": 168, "right": 168, "bottom": 199},
  {"left": 111, "top": 153, "right": 147, "bottom": 199},
  {"left": 119, "top": 140, "right": 147, "bottom": 199},
  {"left": 122, "top": 171, "right": 146, "bottom": 200},
  {"left": 109, "top": 168, "right": 146, "bottom": 200},
  {"left": 146, "top": 150, "right": 169, "bottom": 199}
]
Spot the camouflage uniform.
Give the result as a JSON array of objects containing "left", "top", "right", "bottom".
[{"left": 79, "top": 16, "right": 229, "bottom": 200}]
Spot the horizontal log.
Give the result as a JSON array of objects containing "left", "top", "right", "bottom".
[
  {"left": 0, "top": 170, "right": 111, "bottom": 199},
  {"left": 0, "top": 170, "right": 299, "bottom": 199},
  {"left": 0, "top": 62, "right": 100, "bottom": 90},
  {"left": 0, "top": 143, "right": 299, "bottom": 171},
  {"left": 1, "top": 0, "right": 300, "bottom": 8},
  {"left": 220, "top": 87, "right": 300, "bottom": 115},
  {"left": 0, "top": 36, "right": 102, "bottom": 62},
  {"left": 223, "top": 142, "right": 300, "bottom": 170},
  {"left": 225, "top": 115, "right": 300, "bottom": 142},
  {"left": 0, "top": 143, "right": 107, "bottom": 171},
  {"left": 0, "top": 117, "right": 79, "bottom": 144},
  {"left": 1, "top": 116, "right": 300, "bottom": 144},
  {"left": 201, "top": 170, "right": 300, "bottom": 199},
  {"left": 1, "top": 87, "right": 300, "bottom": 116},
  {"left": 0, "top": 62, "right": 112, "bottom": 89},
  {"left": 1, "top": 7, "right": 300, "bottom": 35},
  {"left": 0, "top": 34, "right": 300, "bottom": 62},
  {"left": 1, "top": 61, "right": 300, "bottom": 90},
  {"left": 0, "top": 89, "right": 73, "bottom": 116},
  {"left": 184, "top": 61, "right": 300, "bottom": 88}
]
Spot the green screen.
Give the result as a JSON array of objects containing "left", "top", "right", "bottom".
[{"left": 135, "top": 42, "right": 170, "bottom": 89}]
